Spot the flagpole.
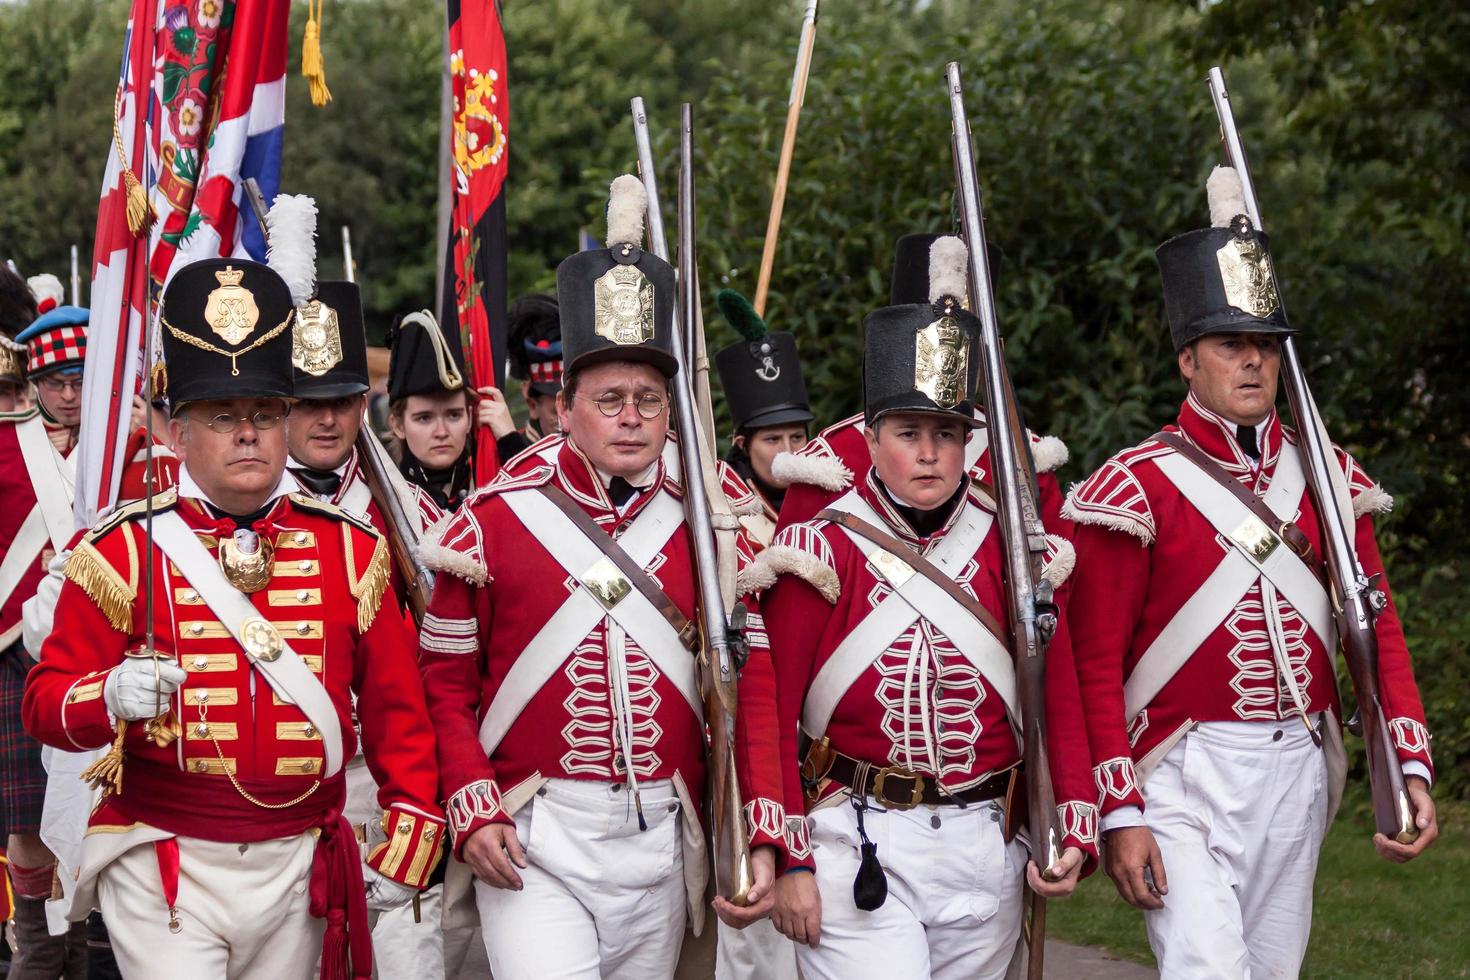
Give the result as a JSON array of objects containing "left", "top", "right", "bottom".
[{"left": 752, "top": 0, "right": 819, "bottom": 319}]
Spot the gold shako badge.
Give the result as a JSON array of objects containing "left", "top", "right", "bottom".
[
  {"left": 593, "top": 264, "right": 655, "bottom": 345},
  {"left": 914, "top": 314, "right": 970, "bottom": 409},
  {"left": 292, "top": 299, "right": 344, "bottom": 376},
  {"left": 1216, "top": 215, "right": 1280, "bottom": 319},
  {"left": 204, "top": 265, "right": 261, "bottom": 345}
]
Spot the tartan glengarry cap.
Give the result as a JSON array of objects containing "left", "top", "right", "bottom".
[{"left": 158, "top": 259, "right": 296, "bottom": 409}]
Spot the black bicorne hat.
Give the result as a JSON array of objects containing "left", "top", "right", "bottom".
[
  {"left": 159, "top": 258, "right": 296, "bottom": 410},
  {"left": 1157, "top": 217, "right": 1293, "bottom": 351},
  {"left": 864, "top": 237, "right": 982, "bottom": 427},
  {"left": 292, "top": 280, "right": 370, "bottom": 399},
  {"left": 386, "top": 311, "right": 465, "bottom": 404},
  {"left": 507, "top": 293, "right": 564, "bottom": 396},
  {"left": 556, "top": 175, "right": 678, "bottom": 379},
  {"left": 713, "top": 289, "right": 813, "bottom": 434}
]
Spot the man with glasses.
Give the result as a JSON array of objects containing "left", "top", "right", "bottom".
[
  {"left": 0, "top": 280, "right": 91, "bottom": 974},
  {"left": 23, "top": 258, "right": 445, "bottom": 979},
  {"left": 417, "top": 175, "right": 776, "bottom": 980}
]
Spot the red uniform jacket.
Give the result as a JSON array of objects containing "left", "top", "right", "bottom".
[
  {"left": 417, "top": 436, "right": 773, "bottom": 856},
  {"left": 772, "top": 409, "right": 1071, "bottom": 536},
  {"left": 1064, "top": 394, "right": 1432, "bottom": 816},
  {"left": 23, "top": 490, "right": 445, "bottom": 888},
  {"left": 738, "top": 468, "right": 1099, "bottom": 874},
  {"left": 0, "top": 412, "right": 75, "bottom": 647}
]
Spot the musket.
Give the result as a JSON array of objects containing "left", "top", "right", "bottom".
[
  {"left": 630, "top": 97, "right": 754, "bottom": 904},
  {"left": 1207, "top": 67, "right": 1417, "bottom": 843},
  {"left": 70, "top": 244, "right": 81, "bottom": 306},
  {"left": 946, "top": 62, "right": 1061, "bottom": 980},
  {"left": 341, "top": 225, "right": 355, "bottom": 284},
  {"left": 753, "top": 0, "right": 820, "bottom": 318}
]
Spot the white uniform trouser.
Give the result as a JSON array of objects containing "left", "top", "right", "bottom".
[
  {"left": 475, "top": 777, "right": 687, "bottom": 980},
  {"left": 97, "top": 833, "right": 322, "bottom": 979},
  {"left": 715, "top": 918, "right": 798, "bottom": 980},
  {"left": 345, "top": 754, "right": 477, "bottom": 979},
  {"left": 1143, "top": 721, "right": 1329, "bottom": 979},
  {"left": 798, "top": 797, "right": 1026, "bottom": 980}
]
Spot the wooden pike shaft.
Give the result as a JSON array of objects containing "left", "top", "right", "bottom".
[{"left": 752, "top": 0, "right": 819, "bottom": 318}]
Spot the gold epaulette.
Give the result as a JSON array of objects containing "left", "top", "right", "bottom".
[
  {"left": 289, "top": 493, "right": 391, "bottom": 631},
  {"left": 64, "top": 490, "right": 179, "bottom": 633}
]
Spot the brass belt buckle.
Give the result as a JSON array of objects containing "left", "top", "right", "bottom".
[{"left": 871, "top": 766, "right": 924, "bottom": 811}]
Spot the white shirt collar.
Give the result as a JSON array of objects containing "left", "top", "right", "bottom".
[{"left": 177, "top": 464, "right": 301, "bottom": 513}]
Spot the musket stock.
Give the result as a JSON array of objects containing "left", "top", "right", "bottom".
[
  {"left": 1207, "top": 67, "right": 1415, "bottom": 843},
  {"left": 946, "top": 61, "right": 1061, "bottom": 980}
]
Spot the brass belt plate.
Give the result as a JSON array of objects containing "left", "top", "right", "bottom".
[
  {"left": 240, "top": 616, "right": 284, "bottom": 663},
  {"left": 868, "top": 548, "right": 916, "bottom": 589},
  {"left": 582, "top": 556, "right": 633, "bottom": 610},
  {"left": 1230, "top": 516, "right": 1280, "bottom": 563}
]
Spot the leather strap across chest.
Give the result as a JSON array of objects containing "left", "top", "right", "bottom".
[{"left": 801, "top": 490, "right": 1017, "bottom": 739}]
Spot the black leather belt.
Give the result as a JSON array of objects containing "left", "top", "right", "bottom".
[{"left": 806, "top": 741, "right": 1014, "bottom": 811}]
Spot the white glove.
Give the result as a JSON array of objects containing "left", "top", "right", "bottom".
[
  {"left": 22, "top": 550, "right": 69, "bottom": 661},
  {"left": 103, "top": 658, "right": 188, "bottom": 721},
  {"left": 363, "top": 867, "right": 417, "bottom": 911}
]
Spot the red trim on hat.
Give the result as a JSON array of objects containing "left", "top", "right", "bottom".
[
  {"left": 529, "top": 359, "right": 563, "bottom": 386},
  {"left": 25, "top": 324, "right": 88, "bottom": 375}
]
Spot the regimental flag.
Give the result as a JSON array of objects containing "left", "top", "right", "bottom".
[
  {"left": 76, "top": 0, "right": 287, "bottom": 527},
  {"left": 443, "top": 0, "right": 510, "bottom": 485}
]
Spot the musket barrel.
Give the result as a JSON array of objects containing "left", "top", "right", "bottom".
[{"left": 1206, "top": 66, "right": 1414, "bottom": 841}]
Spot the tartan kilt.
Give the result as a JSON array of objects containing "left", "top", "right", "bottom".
[{"left": 0, "top": 640, "right": 46, "bottom": 835}]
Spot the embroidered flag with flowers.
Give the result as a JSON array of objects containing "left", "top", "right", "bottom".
[
  {"left": 443, "top": 0, "right": 510, "bottom": 484},
  {"left": 76, "top": 0, "right": 288, "bottom": 527}
]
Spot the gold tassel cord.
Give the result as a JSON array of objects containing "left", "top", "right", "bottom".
[
  {"left": 111, "top": 83, "right": 155, "bottom": 237},
  {"left": 302, "top": 0, "right": 332, "bottom": 107},
  {"left": 81, "top": 720, "right": 128, "bottom": 796}
]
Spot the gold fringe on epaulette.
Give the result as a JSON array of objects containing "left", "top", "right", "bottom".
[
  {"left": 348, "top": 532, "right": 391, "bottom": 633},
  {"left": 64, "top": 541, "right": 136, "bottom": 633}
]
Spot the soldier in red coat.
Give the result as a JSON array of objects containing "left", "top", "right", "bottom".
[
  {"left": 417, "top": 175, "right": 775, "bottom": 980},
  {"left": 730, "top": 237, "right": 1097, "bottom": 980},
  {"left": 1, "top": 274, "right": 91, "bottom": 975},
  {"left": 1065, "top": 168, "right": 1437, "bottom": 978},
  {"left": 23, "top": 258, "right": 445, "bottom": 979},
  {"left": 772, "top": 234, "right": 1071, "bottom": 537}
]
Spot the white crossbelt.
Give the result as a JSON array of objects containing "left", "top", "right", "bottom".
[
  {"left": 1123, "top": 443, "right": 1333, "bottom": 721},
  {"left": 478, "top": 487, "right": 697, "bottom": 756},
  {"left": 801, "top": 490, "right": 1017, "bottom": 738},
  {"left": 153, "top": 511, "right": 345, "bottom": 777},
  {"left": 1, "top": 418, "right": 76, "bottom": 613}
]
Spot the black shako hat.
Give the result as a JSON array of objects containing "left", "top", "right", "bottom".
[
  {"left": 555, "top": 174, "right": 678, "bottom": 379},
  {"left": 292, "top": 280, "right": 370, "bottom": 399},
  {"left": 159, "top": 258, "right": 296, "bottom": 410},
  {"left": 1156, "top": 166, "right": 1294, "bottom": 351},
  {"left": 386, "top": 310, "right": 465, "bottom": 404},
  {"left": 714, "top": 289, "right": 812, "bottom": 434},
  {"left": 864, "top": 236, "right": 982, "bottom": 428},
  {"left": 890, "top": 232, "right": 1001, "bottom": 307},
  {"left": 507, "top": 293, "right": 564, "bottom": 396}
]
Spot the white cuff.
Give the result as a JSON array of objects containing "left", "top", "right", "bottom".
[
  {"left": 1402, "top": 761, "right": 1432, "bottom": 787},
  {"left": 1100, "top": 805, "right": 1146, "bottom": 834}
]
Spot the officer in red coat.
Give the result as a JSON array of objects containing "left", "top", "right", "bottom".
[
  {"left": 1065, "top": 168, "right": 1437, "bottom": 977},
  {"left": 732, "top": 237, "right": 1097, "bottom": 980},
  {"left": 416, "top": 174, "right": 774, "bottom": 980},
  {"left": 23, "top": 258, "right": 445, "bottom": 980},
  {"left": 772, "top": 234, "right": 1071, "bottom": 536}
]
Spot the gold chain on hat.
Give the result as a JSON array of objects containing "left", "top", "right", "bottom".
[{"left": 161, "top": 314, "right": 294, "bottom": 376}]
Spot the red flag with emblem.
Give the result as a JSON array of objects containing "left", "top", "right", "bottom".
[{"left": 444, "top": 0, "right": 510, "bottom": 484}]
